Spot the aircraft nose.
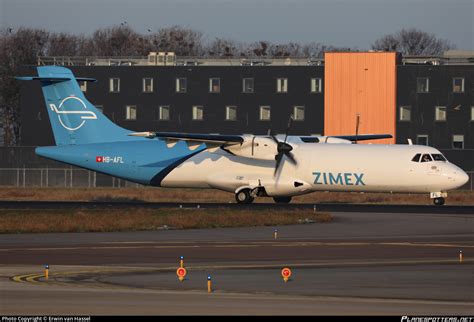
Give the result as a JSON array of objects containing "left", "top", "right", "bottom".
[
  {"left": 458, "top": 170, "right": 469, "bottom": 186},
  {"left": 449, "top": 166, "right": 469, "bottom": 187}
]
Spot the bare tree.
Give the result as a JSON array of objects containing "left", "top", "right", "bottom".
[
  {"left": 0, "top": 28, "right": 50, "bottom": 145},
  {"left": 90, "top": 25, "right": 143, "bottom": 56},
  {"left": 372, "top": 28, "right": 454, "bottom": 55},
  {"left": 206, "top": 38, "right": 240, "bottom": 57},
  {"left": 149, "top": 26, "right": 203, "bottom": 56}
]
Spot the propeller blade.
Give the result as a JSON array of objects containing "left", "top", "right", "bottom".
[
  {"left": 274, "top": 153, "right": 283, "bottom": 176},
  {"left": 271, "top": 135, "right": 279, "bottom": 145},
  {"left": 284, "top": 115, "right": 293, "bottom": 143},
  {"left": 286, "top": 151, "right": 297, "bottom": 165}
]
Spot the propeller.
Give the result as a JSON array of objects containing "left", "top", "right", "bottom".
[{"left": 270, "top": 115, "right": 297, "bottom": 176}]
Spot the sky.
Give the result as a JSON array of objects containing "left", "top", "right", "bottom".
[{"left": 1, "top": 0, "right": 473, "bottom": 50}]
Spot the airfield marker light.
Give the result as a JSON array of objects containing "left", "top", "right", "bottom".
[
  {"left": 176, "top": 267, "right": 187, "bottom": 282},
  {"left": 180, "top": 256, "right": 184, "bottom": 268},
  {"left": 459, "top": 250, "right": 463, "bottom": 263},
  {"left": 274, "top": 229, "right": 278, "bottom": 239},
  {"left": 281, "top": 267, "right": 292, "bottom": 283},
  {"left": 44, "top": 265, "right": 49, "bottom": 280},
  {"left": 207, "top": 274, "right": 212, "bottom": 293}
]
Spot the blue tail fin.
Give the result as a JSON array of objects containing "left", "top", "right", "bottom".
[{"left": 17, "top": 66, "right": 135, "bottom": 145}]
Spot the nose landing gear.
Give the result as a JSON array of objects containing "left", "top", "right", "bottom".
[
  {"left": 433, "top": 197, "right": 445, "bottom": 206},
  {"left": 430, "top": 192, "right": 447, "bottom": 206}
]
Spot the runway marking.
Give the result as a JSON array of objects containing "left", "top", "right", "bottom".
[{"left": 1, "top": 241, "right": 473, "bottom": 252}]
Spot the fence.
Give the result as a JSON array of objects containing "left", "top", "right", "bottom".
[
  {"left": 0, "top": 167, "right": 140, "bottom": 188},
  {"left": 0, "top": 167, "right": 473, "bottom": 190}
]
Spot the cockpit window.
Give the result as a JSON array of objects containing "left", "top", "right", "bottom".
[
  {"left": 421, "top": 154, "right": 432, "bottom": 162},
  {"left": 411, "top": 153, "right": 421, "bottom": 162},
  {"left": 300, "top": 137, "right": 320, "bottom": 143},
  {"left": 432, "top": 154, "right": 447, "bottom": 161}
]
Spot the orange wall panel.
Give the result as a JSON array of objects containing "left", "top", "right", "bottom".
[{"left": 324, "top": 52, "right": 396, "bottom": 144}]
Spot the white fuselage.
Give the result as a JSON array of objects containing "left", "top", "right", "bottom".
[{"left": 161, "top": 140, "right": 468, "bottom": 197}]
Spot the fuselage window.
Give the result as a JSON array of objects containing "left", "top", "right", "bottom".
[
  {"left": 411, "top": 153, "right": 421, "bottom": 162},
  {"left": 421, "top": 154, "right": 432, "bottom": 162},
  {"left": 432, "top": 154, "right": 447, "bottom": 161}
]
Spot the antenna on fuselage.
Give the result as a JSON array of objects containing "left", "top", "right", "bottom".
[{"left": 354, "top": 113, "right": 360, "bottom": 144}]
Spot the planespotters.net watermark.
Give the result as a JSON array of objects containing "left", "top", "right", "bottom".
[{"left": 402, "top": 317, "right": 474, "bottom": 322}]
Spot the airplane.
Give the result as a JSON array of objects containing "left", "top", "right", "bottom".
[{"left": 16, "top": 66, "right": 469, "bottom": 206}]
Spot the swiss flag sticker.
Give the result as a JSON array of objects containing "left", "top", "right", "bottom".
[{"left": 96, "top": 156, "right": 103, "bottom": 163}]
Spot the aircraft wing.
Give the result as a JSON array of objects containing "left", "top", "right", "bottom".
[
  {"left": 331, "top": 134, "right": 393, "bottom": 142},
  {"left": 129, "top": 131, "right": 244, "bottom": 149}
]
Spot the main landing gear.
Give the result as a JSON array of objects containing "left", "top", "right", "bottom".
[
  {"left": 433, "top": 197, "right": 445, "bottom": 206},
  {"left": 235, "top": 189, "right": 254, "bottom": 204},
  {"left": 273, "top": 197, "right": 292, "bottom": 204},
  {"left": 235, "top": 189, "right": 293, "bottom": 204}
]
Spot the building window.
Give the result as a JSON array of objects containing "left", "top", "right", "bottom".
[
  {"left": 159, "top": 106, "right": 170, "bottom": 121},
  {"left": 452, "top": 135, "right": 464, "bottom": 149},
  {"left": 78, "top": 80, "right": 87, "bottom": 92},
  {"left": 293, "top": 106, "right": 305, "bottom": 121},
  {"left": 399, "top": 106, "right": 411, "bottom": 121},
  {"left": 416, "top": 135, "right": 429, "bottom": 146},
  {"left": 209, "top": 78, "right": 220, "bottom": 93},
  {"left": 259, "top": 106, "right": 271, "bottom": 121},
  {"left": 192, "top": 105, "right": 204, "bottom": 120},
  {"left": 225, "top": 106, "right": 237, "bottom": 121},
  {"left": 276, "top": 78, "right": 288, "bottom": 93},
  {"left": 453, "top": 78, "right": 464, "bottom": 93},
  {"left": 143, "top": 78, "right": 153, "bottom": 93},
  {"left": 243, "top": 78, "right": 254, "bottom": 93},
  {"left": 311, "top": 78, "right": 322, "bottom": 93},
  {"left": 176, "top": 78, "right": 187, "bottom": 93},
  {"left": 109, "top": 78, "right": 120, "bottom": 93},
  {"left": 95, "top": 105, "right": 103, "bottom": 113},
  {"left": 435, "top": 106, "right": 446, "bottom": 121},
  {"left": 416, "top": 77, "right": 429, "bottom": 93},
  {"left": 471, "top": 106, "right": 474, "bottom": 121},
  {"left": 125, "top": 105, "right": 137, "bottom": 120}
]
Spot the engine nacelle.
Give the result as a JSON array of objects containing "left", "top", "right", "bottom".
[{"left": 225, "top": 136, "right": 278, "bottom": 161}]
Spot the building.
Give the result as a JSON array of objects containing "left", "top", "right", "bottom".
[{"left": 4, "top": 51, "right": 473, "bottom": 187}]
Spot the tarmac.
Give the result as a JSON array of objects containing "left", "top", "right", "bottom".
[{"left": 1, "top": 210, "right": 473, "bottom": 315}]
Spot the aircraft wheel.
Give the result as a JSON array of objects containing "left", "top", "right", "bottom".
[
  {"left": 235, "top": 189, "right": 254, "bottom": 204},
  {"left": 433, "top": 197, "right": 445, "bottom": 206},
  {"left": 273, "top": 196, "right": 292, "bottom": 204}
]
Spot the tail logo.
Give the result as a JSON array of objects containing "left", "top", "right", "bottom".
[{"left": 49, "top": 96, "right": 97, "bottom": 131}]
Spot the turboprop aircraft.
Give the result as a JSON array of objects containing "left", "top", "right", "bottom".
[{"left": 17, "top": 66, "right": 469, "bottom": 205}]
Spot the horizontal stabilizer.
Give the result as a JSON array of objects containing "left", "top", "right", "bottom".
[{"left": 15, "top": 76, "right": 97, "bottom": 83}]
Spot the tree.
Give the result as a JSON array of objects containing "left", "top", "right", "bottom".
[
  {"left": 206, "top": 38, "right": 240, "bottom": 57},
  {"left": 149, "top": 26, "right": 203, "bottom": 56},
  {"left": 372, "top": 28, "right": 454, "bottom": 56},
  {"left": 0, "top": 28, "right": 50, "bottom": 145},
  {"left": 90, "top": 26, "right": 144, "bottom": 56}
]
